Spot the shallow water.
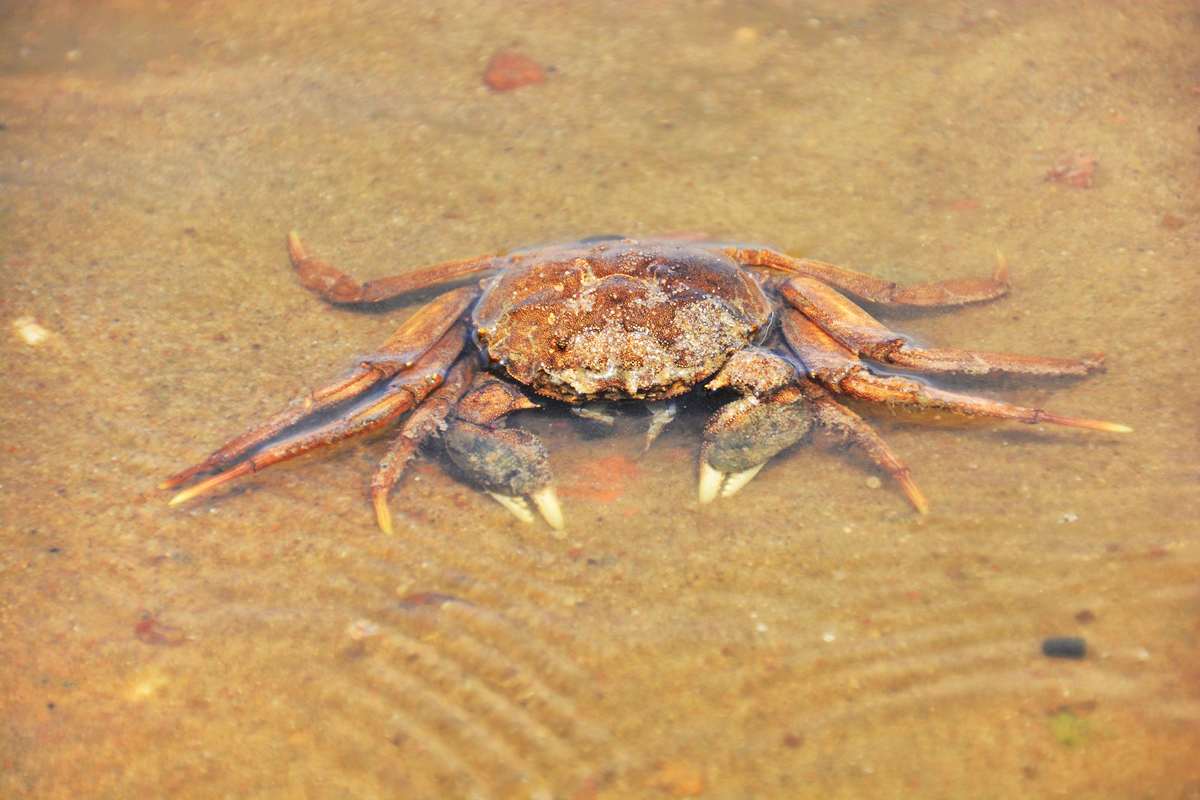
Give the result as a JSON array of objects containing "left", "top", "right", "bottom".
[{"left": 2, "top": 1, "right": 1198, "bottom": 797}]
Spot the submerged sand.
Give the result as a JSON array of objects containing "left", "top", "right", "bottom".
[{"left": 2, "top": 2, "right": 1198, "bottom": 797}]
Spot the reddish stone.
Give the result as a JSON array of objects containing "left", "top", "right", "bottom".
[
  {"left": 1045, "top": 153, "right": 1098, "bottom": 189},
  {"left": 134, "top": 614, "right": 185, "bottom": 646},
  {"left": 484, "top": 51, "right": 546, "bottom": 92}
]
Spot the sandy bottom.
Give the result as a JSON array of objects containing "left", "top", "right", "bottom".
[{"left": 2, "top": 2, "right": 1198, "bottom": 797}]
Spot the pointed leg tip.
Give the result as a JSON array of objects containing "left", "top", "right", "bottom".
[
  {"left": 286, "top": 231, "right": 306, "bottom": 262},
  {"left": 992, "top": 250, "right": 1010, "bottom": 284},
  {"left": 891, "top": 469, "right": 929, "bottom": 514},
  {"left": 1056, "top": 416, "right": 1133, "bottom": 434},
  {"left": 373, "top": 493, "right": 395, "bottom": 535},
  {"left": 164, "top": 463, "right": 251, "bottom": 507}
]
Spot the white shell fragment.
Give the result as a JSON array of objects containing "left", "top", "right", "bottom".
[{"left": 13, "top": 316, "right": 50, "bottom": 346}]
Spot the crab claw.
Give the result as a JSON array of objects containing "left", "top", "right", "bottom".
[
  {"left": 698, "top": 460, "right": 766, "bottom": 504},
  {"left": 444, "top": 420, "right": 565, "bottom": 535},
  {"left": 487, "top": 491, "right": 535, "bottom": 523},
  {"left": 485, "top": 487, "right": 565, "bottom": 535},
  {"left": 531, "top": 486, "right": 565, "bottom": 531},
  {"left": 699, "top": 390, "right": 814, "bottom": 505}
]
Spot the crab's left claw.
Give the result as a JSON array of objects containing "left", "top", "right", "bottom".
[{"left": 444, "top": 420, "right": 565, "bottom": 535}]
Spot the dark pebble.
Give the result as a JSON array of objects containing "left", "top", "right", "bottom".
[{"left": 1042, "top": 637, "right": 1087, "bottom": 659}]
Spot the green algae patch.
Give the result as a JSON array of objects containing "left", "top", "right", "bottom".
[{"left": 1049, "top": 710, "right": 1091, "bottom": 747}]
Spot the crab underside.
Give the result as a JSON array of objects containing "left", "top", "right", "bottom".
[{"left": 163, "top": 234, "right": 1128, "bottom": 534}]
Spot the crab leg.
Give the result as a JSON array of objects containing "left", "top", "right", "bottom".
[
  {"left": 726, "top": 246, "right": 1010, "bottom": 307},
  {"left": 167, "top": 324, "right": 467, "bottom": 506},
  {"left": 780, "top": 276, "right": 1103, "bottom": 377},
  {"left": 796, "top": 379, "right": 928, "bottom": 513},
  {"left": 781, "top": 309, "right": 1131, "bottom": 433},
  {"left": 699, "top": 347, "right": 928, "bottom": 511},
  {"left": 369, "top": 359, "right": 478, "bottom": 535},
  {"left": 289, "top": 232, "right": 501, "bottom": 305},
  {"left": 643, "top": 401, "right": 678, "bottom": 452},
  {"left": 161, "top": 286, "right": 477, "bottom": 490}
]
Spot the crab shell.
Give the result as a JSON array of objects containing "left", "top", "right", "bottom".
[{"left": 472, "top": 239, "right": 775, "bottom": 403}]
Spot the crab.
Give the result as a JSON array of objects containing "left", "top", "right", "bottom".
[{"left": 163, "top": 233, "right": 1130, "bottom": 533}]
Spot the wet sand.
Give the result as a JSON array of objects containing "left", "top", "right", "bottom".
[{"left": 2, "top": 1, "right": 1198, "bottom": 797}]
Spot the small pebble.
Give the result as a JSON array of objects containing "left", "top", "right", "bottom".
[
  {"left": 645, "top": 760, "right": 704, "bottom": 797},
  {"left": 346, "top": 619, "right": 380, "bottom": 640},
  {"left": 732, "top": 26, "right": 758, "bottom": 45},
  {"left": 483, "top": 51, "right": 545, "bottom": 92},
  {"left": 13, "top": 316, "right": 50, "bottom": 346},
  {"left": 1045, "top": 153, "right": 1097, "bottom": 189},
  {"left": 134, "top": 615, "right": 186, "bottom": 647},
  {"left": 1058, "top": 511, "right": 1079, "bottom": 524},
  {"left": 1042, "top": 636, "right": 1087, "bottom": 660},
  {"left": 865, "top": 476, "right": 882, "bottom": 490}
]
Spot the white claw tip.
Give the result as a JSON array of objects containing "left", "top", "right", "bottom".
[
  {"left": 531, "top": 486, "right": 566, "bottom": 534},
  {"left": 721, "top": 463, "right": 765, "bottom": 498},
  {"left": 698, "top": 461, "right": 724, "bottom": 505},
  {"left": 487, "top": 492, "right": 534, "bottom": 524}
]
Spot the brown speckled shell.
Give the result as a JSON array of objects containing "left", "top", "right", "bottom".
[{"left": 472, "top": 239, "right": 774, "bottom": 402}]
